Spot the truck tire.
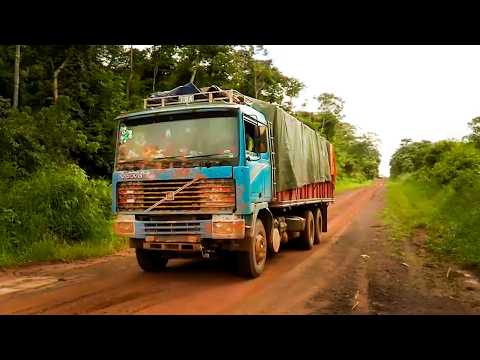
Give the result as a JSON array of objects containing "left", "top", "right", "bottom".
[
  {"left": 299, "top": 210, "right": 314, "bottom": 250},
  {"left": 313, "top": 208, "right": 322, "bottom": 245},
  {"left": 237, "top": 219, "right": 267, "bottom": 278},
  {"left": 136, "top": 248, "right": 168, "bottom": 272}
]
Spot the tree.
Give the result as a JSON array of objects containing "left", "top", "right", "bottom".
[
  {"left": 151, "top": 45, "right": 158, "bottom": 92},
  {"left": 147, "top": 45, "right": 178, "bottom": 92},
  {"left": 467, "top": 116, "right": 480, "bottom": 147},
  {"left": 316, "top": 93, "right": 344, "bottom": 115},
  {"left": 296, "top": 93, "right": 346, "bottom": 141},
  {"left": 332, "top": 122, "right": 377, "bottom": 179},
  {"left": 13, "top": 45, "right": 20, "bottom": 108},
  {"left": 53, "top": 57, "right": 68, "bottom": 104},
  {"left": 389, "top": 139, "right": 436, "bottom": 178},
  {"left": 296, "top": 92, "right": 380, "bottom": 181},
  {"left": 314, "top": 93, "right": 345, "bottom": 140},
  {"left": 127, "top": 45, "right": 133, "bottom": 102},
  {"left": 283, "top": 77, "right": 304, "bottom": 111},
  {"left": 0, "top": 44, "right": 305, "bottom": 178}
]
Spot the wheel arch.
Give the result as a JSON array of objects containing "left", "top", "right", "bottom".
[{"left": 257, "top": 207, "right": 273, "bottom": 243}]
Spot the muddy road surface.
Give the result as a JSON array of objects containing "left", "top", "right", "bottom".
[{"left": 1, "top": 179, "right": 480, "bottom": 315}]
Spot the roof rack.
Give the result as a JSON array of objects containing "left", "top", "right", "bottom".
[{"left": 144, "top": 89, "right": 255, "bottom": 109}]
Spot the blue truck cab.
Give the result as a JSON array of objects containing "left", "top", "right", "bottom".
[{"left": 112, "top": 88, "right": 332, "bottom": 278}]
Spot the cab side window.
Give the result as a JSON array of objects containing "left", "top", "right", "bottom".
[
  {"left": 256, "top": 126, "right": 268, "bottom": 153},
  {"left": 244, "top": 121, "right": 256, "bottom": 153}
]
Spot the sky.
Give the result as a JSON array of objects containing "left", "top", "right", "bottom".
[
  {"left": 263, "top": 45, "right": 480, "bottom": 176},
  {"left": 133, "top": 45, "right": 480, "bottom": 176}
]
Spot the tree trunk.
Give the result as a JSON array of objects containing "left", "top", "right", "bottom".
[
  {"left": 190, "top": 68, "right": 197, "bottom": 83},
  {"left": 252, "top": 65, "right": 265, "bottom": 99},
  {"left": 153, "top": 66, "right": 159, "bottom": 91},
  {"left": 190, "top": 52, "right": 200, "bottom": 84},
  {"left": 53, "top": 58, "right": 68, "bottom": 104},
  {"left": 253, "top": 63, "right": 258, "bottom": 98},
  {"left": 13, "top": 45, "right": 21, "bottom": 109},
  {"left": 152, "top": 45, "right": 158, "bottom": 92},
  {"left": 153, "top": 65, "right": 158, "bottom": 92},
  {"left": 127, "top": 45, "right": 133, "bottom": 101}
]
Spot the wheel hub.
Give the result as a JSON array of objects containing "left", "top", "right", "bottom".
[
  {"left": 271, "top": 228, "right": 281, "bottom": 253},
  {"left": 255, "top": 233, "right": 266, "bottom": 264}
]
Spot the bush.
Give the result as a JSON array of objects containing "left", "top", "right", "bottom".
[
  {"left": 0, "top": 164, "right": 117, "bottom": 265},
  {"left": 426, "top": 143, "right": 480, "bottom": 186},
  {"left": 0, "top": 98, "right": 101, "bottom": 183},
  {"left": 385, "top": 175, "right": 480, "bottom": 267}
]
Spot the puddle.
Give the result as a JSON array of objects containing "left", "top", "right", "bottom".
[{"left": 0, "top": 276, "right": 59, "bottom": 296}]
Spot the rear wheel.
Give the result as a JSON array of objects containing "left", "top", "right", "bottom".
[
  {"left": 237, "top": 219, "right": 267, "bottom": 278},
  {"left": 136, "top": 248, "right": 168, "bottom": 272},
  {"left": 313, "top": 208, "right": 322, "bottom": 245},
  {"left": 299, "top": 210, "right": 314, "bottom": 250}
]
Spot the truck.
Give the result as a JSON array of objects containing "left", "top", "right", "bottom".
[{"left": 112, "top": 83, "right": 337, "bottom": 278}]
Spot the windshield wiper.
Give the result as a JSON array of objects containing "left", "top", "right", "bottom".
[
  {"left": 151, "top": 155, "right": 184, "bottom": 160},
  {"left": 184, "top": 153, "right": 232, "bottom": 159}
]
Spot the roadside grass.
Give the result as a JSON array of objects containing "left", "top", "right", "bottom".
[
  {"left": 336, "top": 178, "right": 373, "bottom": 194},
  {"left": 0, "top": 164, "right": 129, "bottom": 269},
  {"left": 383, "top": 176, "right": 436, "bottom": 257},
  {"left": 0, "top": 235, "right": 128, "bottom": 268},
  {"left": 383, "top": 176, "right": 480, "bottom": 268}
]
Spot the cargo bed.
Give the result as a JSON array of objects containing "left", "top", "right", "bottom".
[{"left": 269, "top": 181, "right": 335, "bottom": 208}]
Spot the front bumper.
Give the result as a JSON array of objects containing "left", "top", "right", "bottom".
[{"left": 113, "top": 215, "right": 246, "bottom": 244}]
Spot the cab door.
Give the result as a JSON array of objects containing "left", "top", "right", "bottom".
[{"left": 243, "top": 115, "right": 272, "bottom": 203}]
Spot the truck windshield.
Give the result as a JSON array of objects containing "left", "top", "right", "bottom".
[{"left": 115, "top": 111, "right": 239, "bottom": 170}]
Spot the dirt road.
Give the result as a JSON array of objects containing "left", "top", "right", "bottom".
[{"left": 1, "top": 180, "right": 480, "bottom": 314}]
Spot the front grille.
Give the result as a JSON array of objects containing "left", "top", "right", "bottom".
[
  {"left": 142, "top": 220, "right": 202, "bottom": 235},
  {"left": 117, "top": 179, "right": 235, "bottom": 213}
]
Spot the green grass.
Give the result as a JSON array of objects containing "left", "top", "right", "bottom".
[
  {"left": 383, "top": 176, "right": 435, "bottom": 238},
  {"left": 0, "top": 235, "right": 128, "bottom": 268},
  {"left": 384, "top": 175, "right": 480, "bottom": 268},
  {"left": 383, "top": 176, "right": 437, "bottom": 256},
  {"left": 0, "top": 164, "right": 129, "bottom": 269},
  {"left": 335, "top": 178, "right": 373, "bottom": 194}
]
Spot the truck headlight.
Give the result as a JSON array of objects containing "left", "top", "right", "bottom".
[
  {"left": 211, "top": 215, "right": 245, "bottom": 239},
  {"left": 113, "top": 215, "right": 135, "bottom": 237}
]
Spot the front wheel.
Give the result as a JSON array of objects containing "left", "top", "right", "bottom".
[
  {"left": 136, "top": 248, "right": 168, "bottom": 272},
  {"left": 237, "top": 219, "right": 267, "bottom": 278}
]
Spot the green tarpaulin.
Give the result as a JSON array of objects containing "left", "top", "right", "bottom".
[{"left": 252, "top": 100, "right": 332, "bottom": 192}]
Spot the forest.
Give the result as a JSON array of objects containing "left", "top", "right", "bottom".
[
  {"left": 386, "top": 117, "right": 480, "bottom": 267},
  {"left": 0, "top": 45, "right": 380, "bottom": 266}
]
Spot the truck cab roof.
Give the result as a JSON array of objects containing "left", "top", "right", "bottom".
[{"left": 116, "top": 102, "right": 268, "bottom": 125}]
